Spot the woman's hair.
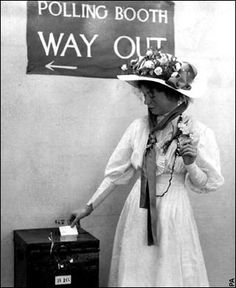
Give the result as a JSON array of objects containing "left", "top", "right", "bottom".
[
  {"left": 137, "top": 80, "right": 190, "bottom": 102},
  {"left": 136, "top": 80, "right": 192, "bottom": 129}
]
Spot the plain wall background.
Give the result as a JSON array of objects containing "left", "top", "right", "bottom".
[{"left": 1, "top": 1, "right": 235, "bottom": 287}]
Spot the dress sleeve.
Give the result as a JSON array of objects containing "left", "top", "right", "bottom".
[
  {"left": 185, "top": 125, "right": 224, "bottom": 193},
  {"left": 86, "top": 119, "right": 138, "bottom": 209}
]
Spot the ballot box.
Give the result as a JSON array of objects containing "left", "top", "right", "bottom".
[{"left": 14, "top": 227, "right": 99, "bottom": 288}]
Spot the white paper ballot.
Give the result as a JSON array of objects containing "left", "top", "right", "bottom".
[{"left": 59, "top": 225, "right": 78, "bottom": 236}]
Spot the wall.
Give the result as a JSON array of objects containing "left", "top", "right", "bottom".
[
  {"left": 1, "top": 1, "right": 235, "bottom": 287},
  {"left": 175, "top": 2, "right": 235, "bottom": 286}
]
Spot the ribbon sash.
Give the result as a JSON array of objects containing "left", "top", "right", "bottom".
[{"left": 140, "top": 102, "right": 188, "bottom": 246}]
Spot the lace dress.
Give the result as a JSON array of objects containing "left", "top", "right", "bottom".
[{"left": 87, "top": 114, "right": 224, "bottom": 287}]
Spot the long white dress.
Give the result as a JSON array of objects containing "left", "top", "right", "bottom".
[{"left": 87, "top": 114, "right": 224, "bottom": 287}]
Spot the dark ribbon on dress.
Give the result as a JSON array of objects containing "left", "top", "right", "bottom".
[{"left": 140, "top": 102, "right": 188, "bottom": 246}]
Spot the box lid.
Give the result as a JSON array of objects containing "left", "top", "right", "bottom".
[{"left": 14, "top": 227, "right": 99, "bottom": 249}]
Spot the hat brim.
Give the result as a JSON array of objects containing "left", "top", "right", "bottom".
[{"left": 117, "top": 75, "right": 200, "bottom": 98}]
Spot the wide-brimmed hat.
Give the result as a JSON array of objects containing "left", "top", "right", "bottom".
[{"left": 117, "top": 48, "right": 199, "bottom": 98}]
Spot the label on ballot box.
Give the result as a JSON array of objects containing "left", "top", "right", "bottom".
[{"left": 55, "top": 275, "right": 72, "bottom": 285}]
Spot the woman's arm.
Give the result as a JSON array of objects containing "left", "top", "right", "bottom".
[
  {"left": 70, "top": 204, "right": 93, "bottom": 228},
  {"left": 184, "top": 125, "right": 224, "bottom": 193},
  {"left": 185, "top": 162, "right": 208, "bottom": 187},
  {"left": 178, "top": 137, "right": 208, "bottom": 187},
  {"left": 69, "top": 119, "right": 139, "bottom": 226}
]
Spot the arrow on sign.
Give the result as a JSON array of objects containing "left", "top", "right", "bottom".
[{"left": 45, "top": 61, "right": 78, "bottom": 71}]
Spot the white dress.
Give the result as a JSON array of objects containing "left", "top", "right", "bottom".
[{"left": 87, "top": 114, "right": 224, "bottom": 287}]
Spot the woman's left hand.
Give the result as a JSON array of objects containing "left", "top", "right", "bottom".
[{"left": 179, "top": 137, "right": 198, "bottom": 165}]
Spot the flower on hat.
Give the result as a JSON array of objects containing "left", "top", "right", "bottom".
[
  {"left": 125, "top": 49, "right": 179, "bottom": 80},
  {"left": 146, "top": 48, "right": 154, "bottom": 58},
  {"left": 171, "top": 71, "right": 179, "bottom": 78},
  {"left": 154, "top": 67, "right": 163, "bottom": 76},
  {"left": 175, "top": 62, "right": 181, "bottom": 71},
  {"left": 143, "top": 60, "right": 155, "bottom": 69},
  {"left": 120, "top": 48, "right": 197, "bottom": 92},
  {"left": 159, "top": 53, "right": 168, "bottom": 65},
  {"left": 121, "top": 64, "right": 128, "bottom": 71}
]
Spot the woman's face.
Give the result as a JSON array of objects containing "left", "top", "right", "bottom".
[{"left": 140, "top": 84, "right": 179, "bottom": 116}]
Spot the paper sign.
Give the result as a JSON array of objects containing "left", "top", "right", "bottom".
[
  {"left": 26, "top": 1, "right": 175, "bottom": 78},
  {"left": 59, "top": 225, "right": 78, "bottom": 236}
]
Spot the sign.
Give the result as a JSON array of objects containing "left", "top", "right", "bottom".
[{"left": 27, "top": 1, "right": 175, "bottom": 78}]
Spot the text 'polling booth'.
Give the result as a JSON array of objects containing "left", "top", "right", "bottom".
[{"left": 27, "top": 1, "right": 175, "bottom": 78}]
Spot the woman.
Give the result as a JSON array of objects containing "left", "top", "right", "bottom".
[{"left": 70, "top": 49, "right": 224, "bottom": 287}]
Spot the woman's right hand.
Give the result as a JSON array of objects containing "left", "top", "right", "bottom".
[{"left": 70, "top": 204, "right": 93, "bottom": 228}]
